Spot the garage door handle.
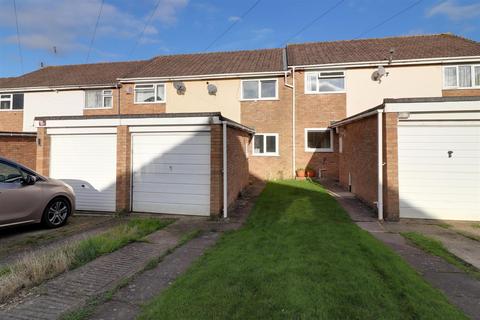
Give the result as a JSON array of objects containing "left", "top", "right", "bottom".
[{"left": 448, "top": 150, "right": 453, "bottom": 158}]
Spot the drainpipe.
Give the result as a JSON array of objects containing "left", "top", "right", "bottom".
[
  {"left": 377, "top": 109, "right": 384, "bottom": 221},
  {"left": 222, "top": 121, "right": 228, "bottom": 219},
  {"left": 284, "top": 67, "right": 296, "bottom": 177}
]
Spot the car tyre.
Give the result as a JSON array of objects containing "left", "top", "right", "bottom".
[{"left": 42, "top": 197, "right": 71, "bottom": 228}]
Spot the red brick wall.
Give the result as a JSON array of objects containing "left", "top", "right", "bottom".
[
  {"left": 383, "top": 113, "right": 399, "bottom": 221},
  {"left": 119, "top": 83, "right": 166, "bottom": 114},
  {"left": 442, "top": 89, "right": 480, "bottom": 96},
  {"left": 0, "top": 135, "right": 37, "bottom": 169},
  {"left": 226, "top": 126, "right": 250, "bottom": 208},
  {"left": 116, "top": 126, "right": 131, "bottom": 213},
  {"left": 210, "top": 125, "right": 223, "bottom": 216},
  {"left": 241, "top": 76, "right": 293, "bottom": 180},
  {"left": 338, "top": 115, "right": 378, "bottom": 206},
  {"left": 0, "top": 112, "right": 23, "bottom": 132},
  {"left": 35, "top": 127, "right": 50, "bottom": 176},
  {"left": 295, "top": 71, "right": 346, "bottom": 180}
]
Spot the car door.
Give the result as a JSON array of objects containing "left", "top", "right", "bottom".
[{"left": 0, "top": 161, "right": 44, "bottom": 226}]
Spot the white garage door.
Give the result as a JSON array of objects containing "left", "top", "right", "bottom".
[
  {"left": 50, "top": 134, "right": 117, "bottom": 212},
  {"left": 398, "top": 124, "right": 480, "bottom": 221},
  {"left": 132, "top": 131, "right": 211, "bottom": 216}
]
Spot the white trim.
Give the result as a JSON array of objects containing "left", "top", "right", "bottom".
[
  {"left": 0, "top": 84, "right": 116, "bottom": 93},
  {"left": 442, "top": 64, "right": 480, "bottom": 89},
  {"left": 47, "top": 127, "right": 117, "bottom": 135},
  {"left": 252, "top": 133, "right": 279, "bottom": 156},
  {"left": 240, "top": 78, "right": 279, "bottom": 101},
  {"left": 120, "top": 71, "right": 285, "bottom": 83},
  {"left": 290, "top": 55, "right": 480, "bottom": 70},
  {"left": 134, "top": 83, "right": 166, "bottom": 104},
  {"left": 222, "top": 121, "right": 228, "bottom": 218},
  {"left": 0, "top": 93, "right": 13, "bottom": 111},
  {"left": 384, "top": 100, "right": 480, "bottom": 112},
  {"left": 377, "top": 110, "right": 383, "bottom": 221},
  {"left": 304, "top": 70, "right": 346, "bottom": 94},
  {"left": 304, "top": 128, "right": 334, "bottom": 152},
  {"left": 330, "top": 109, "right": 379, "bottom": 128},
  {"left": 35, "top": 116, "right": 221, "bottom": 128},
  {"left": 129, "top": 125, "right": 211, "bottom": 133}
]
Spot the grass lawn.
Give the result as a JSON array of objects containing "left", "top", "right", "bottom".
[
  {"left": 402, "top": 232, "right": 480, "bottom": 280},
  {"left": 139, "top": 181, "right": 466, "bottom": 320}
]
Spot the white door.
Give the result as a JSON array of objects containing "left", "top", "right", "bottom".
[
  {"left": 49, "top": 134, "right": 117, "bottom": 212},
  {"left": 132, "top": 131, "right": 211, "bottom": 216},
  {"left": 398, "top": 124, "right": 480, "bottom": 221}
]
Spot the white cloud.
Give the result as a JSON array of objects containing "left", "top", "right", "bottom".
[
  {"left": 0, "top": 0, "right": 188, "bottom": 53},
  {"left": 228, "top": 16, "right": 241, "bottom": 22},
  {"left": 427, "top": 0, "right": 480, "bottom": 21}
]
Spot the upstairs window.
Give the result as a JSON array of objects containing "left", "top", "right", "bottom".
[
  {"left": 443, "top": 65, "right": 480, "bottom": 89},
  {"left": 134, "top": 84, "right": 165, "bottom": 103},
  {"left": 0, "top": 93, "right": 24, "bottom": 110},
  {"left": 241, "top": 79, "right": 277, "bottom": 100},
  {"left": 305, "top": 128, "right": 333, "bottom": 152},
  {"left": 306, "top": 71, "right": 345, "bottom": 93},
  {"left": 85, "top": 90, "right": 113, "bottom": 109}
]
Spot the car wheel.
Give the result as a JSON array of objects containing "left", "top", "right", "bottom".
[{"left": 42, "top": 198, "right": 71, "bottom": 228}]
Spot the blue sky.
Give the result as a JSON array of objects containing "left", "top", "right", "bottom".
[{"left": 1, "top": 0, "right": 479, "bottom": 77}]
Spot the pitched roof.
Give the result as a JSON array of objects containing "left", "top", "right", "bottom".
[
  {"left": 286, "top": 34, "right": 480, "bottom": 66},
  {"left": 125, "top": 48, "right": 285, "bottom": 78},
  {"left": 0, "top": 60, "right": 147, "bottom": 89}
]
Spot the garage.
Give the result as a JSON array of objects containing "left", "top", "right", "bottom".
[
  {"left": 35, "top": 113, "right": 253, "bottom": 217},
  {"left": 49, "top": 133, "right": 117, "bottom": 212},
  {"left": 398, "top": 123, "right": 480, "bottom": 221},
  {"left": 131, "top": 131, "right": 211, "bottom": 216}
]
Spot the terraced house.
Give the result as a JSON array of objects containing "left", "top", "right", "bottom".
[{"left": 1, "top": 33, "right": 479, "bottom": 221}]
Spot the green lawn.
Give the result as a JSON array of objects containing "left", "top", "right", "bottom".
[{"left": 139, "top": 180, "right": 466, "bottom": 320}]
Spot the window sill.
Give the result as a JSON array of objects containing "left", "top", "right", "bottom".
[
  {"left": 0, "top": 109, "right": 23, "bottom": 112},
  {"left": 304, "top": 91, "right": 346, "bottom": 95},
  {"left": 305, "top": 149, "right": 334, "bottom": 153},
  {"left": 442, "top": 87, "right": 480, "bottom": 90},
  {"left": 252, "top": 153, "right": 280, "bottom": 157},
  {"left": 240, "top": 98, "right": 279, "bottom": 102},
  {"left": 133, "top": 101, "right": 166, "bottom": 105},
  {"left": 84, "top": 107, "right": 114, "bottom": 110}
]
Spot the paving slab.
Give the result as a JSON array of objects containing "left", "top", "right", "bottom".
[{"left": 321, "top": 180, "right": 480, "bottom": 320}]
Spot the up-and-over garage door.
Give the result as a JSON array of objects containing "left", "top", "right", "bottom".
[
  {"left": 131, "top": 131, "right": 211, "bottom": 216},
  {"left": 49, "top": 134, "right": 117, "bottom": 212},
  {"left": 398, "top": 123, "right": 480, "bottom": 221}
]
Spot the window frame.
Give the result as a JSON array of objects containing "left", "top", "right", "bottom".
[
  {"left": 252, "top": 133, "right": 279, "bottom": 156},
  {"left": 134, "top": 83, "right": 166, "bottom": 104},
  {"left": 0, "top": 94, "right": 13, "bottom": 111},
  {"left": 443, "top": 64, "right": 480, "bottom": 89},
  {"left": 84, "top": 89, "right": 114, "bottom": 109},
  {"left": 240, "top": 78, "right": 278, "bottom": 101},
  {"left": 304, "top": 128, "right": 334, "bottom": 153},
  {"left": 305, "top": 70, "right": 346, "bottom": 94}
]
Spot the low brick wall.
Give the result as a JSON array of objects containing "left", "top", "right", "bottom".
[{"left": 0, "top": 134, "right": 37, "bottom": 169}]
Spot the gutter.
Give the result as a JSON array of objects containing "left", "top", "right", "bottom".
[
  {"left": 0, "top": 131, "right": 36, "bottom": 137},
  {"left": 377, "top": 109, "right": 384, "bottom": 221},
  {"left": 288, "top": 55, "right": 480, "bottom": 70},
  {"left": 0, "top": 84, "right": 117, "bottom": 93},
  {"left": 222, "top": 121, "right": 228, "bottom": 219},
  {"left": 118, "top": 71, "right": 286, "bottom": 83}
]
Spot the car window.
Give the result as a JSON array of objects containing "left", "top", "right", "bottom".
[{"left": 0, "top": 162, "right": 23, "bottom": 183}]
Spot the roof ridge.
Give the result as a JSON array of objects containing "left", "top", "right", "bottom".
[
  {"left": 150, "top": 47, "right": 283, "bottom": 60},
  {"left": 37, "top": 58, "right": 150, "bottom": 70},
  {"left": 286, "top": 33, "right": 465, "bottom": 47}
]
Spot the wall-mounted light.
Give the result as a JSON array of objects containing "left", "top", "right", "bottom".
[{"left": 398, "top": 112, "right": 410, "bottom": 120}]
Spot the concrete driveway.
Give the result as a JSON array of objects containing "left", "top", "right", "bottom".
[{"left": 0, "top": 214, "right": 120, "bottom": 267}]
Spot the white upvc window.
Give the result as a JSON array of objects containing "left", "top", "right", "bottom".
[
  {"left": 443, "top": 65, "right": 480, "bottom": 89},
  {"left": 134, "top": 83, "right": 166, "bottom": 103},
  {"left": 305, "top": 70, "right": 345, "bottom": 93},
  {"left": 0, "top": 93, "right": 24, "bottom": 111},
  {"left": 305, "top": 128, "right": 333, "bottom": 152},
  {"left": 241, "top": 79, "right": 278, "bottom": 100},
  {"left": 252, "top": 133, "right": 279, "bottom": 156},
  {"left": 85, "top": 90, "right": 113, "bottom": 109}
]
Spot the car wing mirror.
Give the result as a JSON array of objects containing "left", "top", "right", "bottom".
[{"left": 22, "top": 175, "right": 37, "bottom": 185}]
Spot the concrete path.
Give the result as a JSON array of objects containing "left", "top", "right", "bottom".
[{"left": 321, "top": 181, "right": 480, "bottom": 320}]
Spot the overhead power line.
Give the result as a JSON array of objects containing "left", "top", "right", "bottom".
[
  {"left": 129, "top": 0, "right": 162, "bottom": 58},
  {"left": 283, "top": 0, "right": 345, "bottom": 45},
  {"left": 204, "top": 0, "right": 262, "bottom": 51},
  {"left": 86, "top": 0, "right": 105, "bottom": 63},
  {"left": 13, "top": 0, "right": 24, "bottom": 73},
  {"left": 354, "top": 0, "right": 424, "bottom": 39}
]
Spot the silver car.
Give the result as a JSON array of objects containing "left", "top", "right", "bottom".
[{"left": 0, "top": 157, "right": 75, "bottom": 228}]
